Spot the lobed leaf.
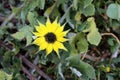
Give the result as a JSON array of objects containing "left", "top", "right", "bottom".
[
  {"left": 107, "top": 3, "right": 120, "bottom": 21},
  {"left": 11, "top": 26, "right": 33, "bottom": 46},
  {"left": 0, "top": 70, "right": 12, "bottom": 80},
  {"left": 67, "top": 54, "right": 96, "bottom": 79}
]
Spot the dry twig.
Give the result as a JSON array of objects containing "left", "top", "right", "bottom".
[
  {"left": 22, "top": 66, "right": 36, "bottom": 80},
  {"left": 101, "top": 33, "right": 120, "bottom": 45},
  {"left": 81, "top": 53, "right": 100, "bottom": 61},
  {"left": 20, "top": 55, "right": 52, "bottom": 80}
]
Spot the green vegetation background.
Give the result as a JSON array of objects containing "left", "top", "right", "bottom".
[{"left": 0, "top": 0, "right": 120, "bottom": 80}]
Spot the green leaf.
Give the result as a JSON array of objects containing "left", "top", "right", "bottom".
[
  {"left": 11, "top": 6, "right": 20, "bottom": 14},
  {"left": 44, "top": 3, "right": 56, "bottom": 17},
  {"left": 0, "top": 70, "right": 12, "bottom": 80},
  {"left": 75, "top": 11, "right": 81, "bottom": 22},
  {"left": 83, "top": 17, "right": 102, "bottom": 45},
  {"left": 39, "top": 0, "right": 45, "bottom": 10},
  {"left": 79, "top": 60, "right": 96, "bottom": 79},
  {"left": 83, "top": 0, "right": 93, "bottom": 8},
  {"left": 27, "top": 0, "right": 39, "bottom": 10},
  {"left": 73, "top": 0, "right": 78, "bottom": 10},
  {"left": 26, "top": 32, "right": 33, "bottom": 46},
  {"left": 12, "top": 26, "right": 33, "bottom": 46},
  {"left": 67, "top": 54, "right": 96, "bottom": 79},
  {"left": 110, "top": 43, "right": 119, "bottom": 54},
  {"left": 19, "top": 26, "right": 33, "bottom": 46},
  {"left": 77, "top": 21, "right": 89, "bottom": 32},
  {"left": 21, "top": 11, "right": 26, "bottom": 24},
  {"left": 79, "top": 1, "right": 95, "bottom": 16},
  {"left": 108, "top": 38, "right": 114, "bottom": 46},
  {"left": 66, "top": 54, "right": 80, "bottom": 67},
  {"left": 66, "top": 11, "right": 75, "bottom": 29},
  {"left": 77, "top": 17, "right": 101, "bottom": 45},
  {"left": 111, "top": 57, "right": 120, "bottom": 64},
  {"left": 3, "top": 51, "right": 14, "bottom": 62},
  {"left": 106, "top": 3, "right": 120, "bottom": 21},
  {"left": 27, "top": 12, "right": 36, "bottom": 27},
  {"left": 0, "top": 27, "right": 8, "bottom": 38},
  {"left": 82, "top": 4, "right": 95, "bottom": 16},
  {"left": 107, "top": 74, "right": 114, "bottom": 80},
  {"left": 111, "top": 20, "right": 120, "bottom": 28},
  {"left": 50, "top": 7, "right": 61, "bottom": 19},
  {"left": 70, "top": 32, "right": 88, "bottom": 54},
  {"left": 76, "top": 33, "right": 88, "bottom": 53},
  {"left": 57, "top": 0, "right": 65, "bottom": 7},
  {"left": 12, "top": 32, "right": 25, "bottom": 40},
  {"left": 87, "top": 31, "right": 101, "bottom": 45}
]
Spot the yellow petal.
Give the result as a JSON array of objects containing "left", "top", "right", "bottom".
[
  {"left": 46, "top": 18, "right": 52, "bottom": 31},
  {"left": 51, "top": 18, "right": 59, "bottom": 32},
  {"left": 35, "top": 26, "right": 48, "bottom": 35},
  {"left": 37, "top": 21, "right": 45, "bottom": 28},
  {"left": 53, "top": 43, "right": 59, "bottom": 53},
  {"left": 46, "top": 44, "right": 53, "bottom": 55},
  {"left": 35, "top": 23, "right": 46, "bottom": 32},
  {"left": 61, "top": 23, "right": 66, "bottom": 28},
  {"left": 33, "top": 32, "right": 44, "bottom": 37},
  {"left": 46, "top": 18, "right": 58, "bottom": 32},
  {"left": 53, "top": 42, "right": 60, "bottom": 58},
  {"left": 52, "top": 18, "right": 59, "bottom": 28},
  {"left": 52, "top": 17, "right": 58, "bottom": 24},
  {"left": 55, "top": 26, "right": 64, "bottom": 34},
  {"left": 33, "top": 37, "right": 45, "bottom": 45},
  {"left": 57, "top": 37, "right": 68, "bottom": 42},
  {"left": 56, "top": 30, "right": 69, "bottom": 38},
  {"left": 46, "top": 18, "right": 52, "bottom": 25},
  {"left": 39, "top": 42, "right": 48, "bottom": 50},
  {"left": 53, "top": 41, "right": 67, "bottom": 51}
]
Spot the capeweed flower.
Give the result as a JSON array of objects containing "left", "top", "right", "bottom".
[{"left": 33, "top": 18, "right": 69, "bottom": 57}]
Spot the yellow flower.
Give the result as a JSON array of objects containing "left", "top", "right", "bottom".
[
  {"left": 33, "top": 18, "right": 68, "bottom": 57},
  {"left": 106, "top": 67, "right": 110, "bottom": 72}
]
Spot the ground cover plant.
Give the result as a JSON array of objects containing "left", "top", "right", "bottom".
[{"left": 0, "top": 0, "right": 120, "bottom": 80}]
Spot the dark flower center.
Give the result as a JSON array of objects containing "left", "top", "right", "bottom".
[{"left": 44, "top": 32, "right": 57, "bottom": 43}]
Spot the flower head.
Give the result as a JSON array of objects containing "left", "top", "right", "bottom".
[
  {"left": 33, "top": 18, "right": 68, "bottom": 57},
  {"left": 106, "top": 67, "right": 110, "bottom": 72}
]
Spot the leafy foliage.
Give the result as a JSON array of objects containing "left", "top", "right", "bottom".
[
  {"left": 107, "top": 3, "right": 120, "bottom": 21},
  {"left": 0, "top": 0, "right": 120, "bottom": 80},
  {"left": 0, "top": 70, "right": 12, "bottom": 80}
]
